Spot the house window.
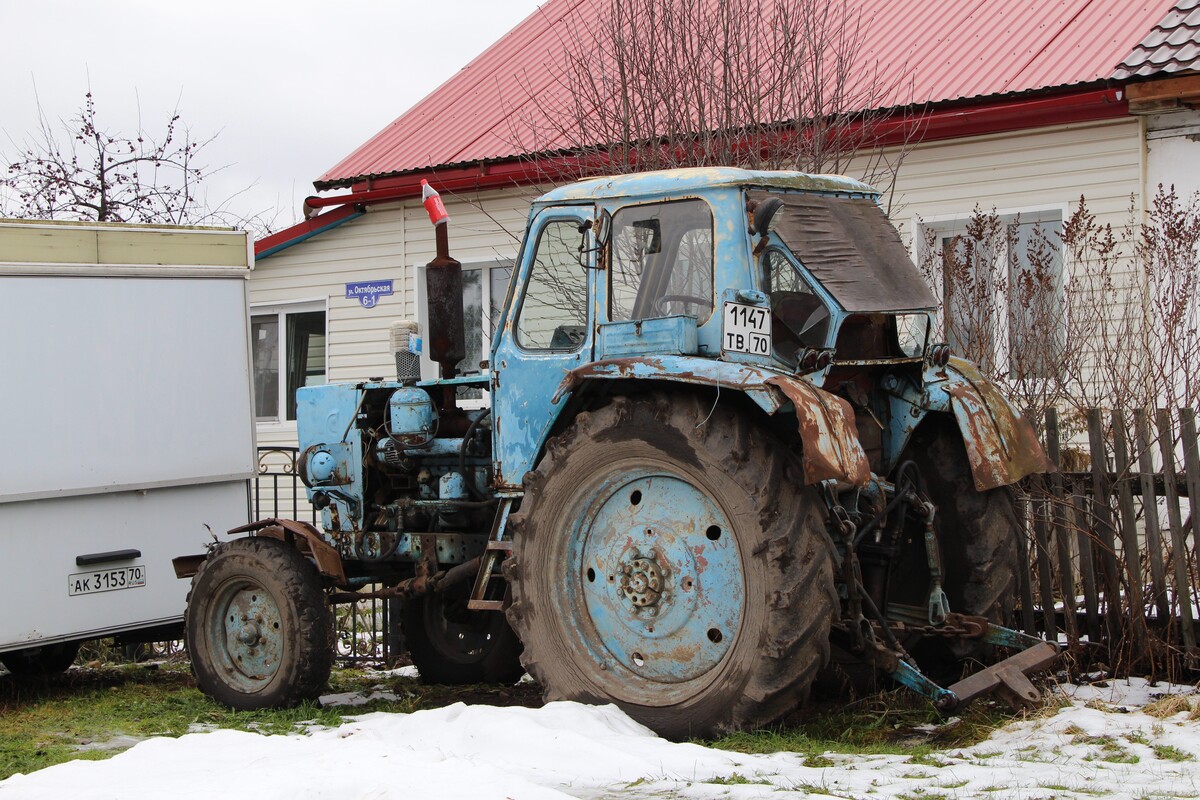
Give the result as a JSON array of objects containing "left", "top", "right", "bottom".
[
  {"left": 416, "top": 260, "right": 513, "bottom": 404},
  {"left": 251, "top": 303, "right": 327, "bottom": 421},
  {"left": 922, "top": 209, "right": 1065, "bottom": 378},
  {"left": 461, "top": 262, "right": 514, "bottom": 373}
]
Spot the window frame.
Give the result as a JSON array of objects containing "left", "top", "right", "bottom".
[
  {"left": 414, "top": 258, "right": 515, "bottom": 410},
  {"left": 607, "top": 197, "right": 717, "bottom": 324},
  {"left": 512, "top": 218, "right": 592, "bottom": 353},
  {"left": 249, "top": 299, "right": 328, "bottom": 427},
  {"left": 915, "top": 204, "right": 1068, "bottom": 376}
]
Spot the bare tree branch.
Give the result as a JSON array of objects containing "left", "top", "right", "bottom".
[{"left": 1, "top": 90, "right": 278, "bottom": 237}]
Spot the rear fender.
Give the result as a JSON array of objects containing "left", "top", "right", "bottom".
[
  {"left": 554, "top": 356, "right": 869, "bottom": 487},
  {"left": 923, "top": 358, "right": 1053, "bottom": 491}
]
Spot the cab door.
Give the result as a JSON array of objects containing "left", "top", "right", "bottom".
[{"left": 490, "top": 206, "right": 595, "bottom": 490}]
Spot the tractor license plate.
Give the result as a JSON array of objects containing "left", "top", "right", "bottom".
[
  {"left": 68, "top": 565, "right": 147, "bottom": 596},
  {"left": 723, "top": 302, "right": 771, "bottom": 356}
]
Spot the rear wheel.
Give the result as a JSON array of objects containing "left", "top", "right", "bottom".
[
  {"left": 893, "top": 424, "right": 1021, "bottom": 678},
  {"left": 506, "top": 393, "right": 837, "bottom": 739},
  {"left": 1, "top": 641, "right": 80, "bottom": 677},
  {"left": 402, "top": 585, "right": 523, "bottom": 685},
  {"left": 186, "top": 536, "right": 334, "bottom": 709}
]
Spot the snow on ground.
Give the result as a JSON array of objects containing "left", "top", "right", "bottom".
[{"left": 2, "top": 678, "right": 1199, "bottom": 799}]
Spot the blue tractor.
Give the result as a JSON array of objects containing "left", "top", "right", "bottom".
[{"left": 179, "top": 168, "right": 1057, "bottom": 738}]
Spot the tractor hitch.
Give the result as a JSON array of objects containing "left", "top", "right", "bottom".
[{"left": 884, "top": 619, "right": 1060, "bottom": 712}]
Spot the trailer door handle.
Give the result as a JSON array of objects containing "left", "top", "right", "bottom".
[{"left": 76, "top": 549, "right": 142, "bottom": 566}]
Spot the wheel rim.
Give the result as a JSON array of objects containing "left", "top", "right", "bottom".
[
  {"left": 568, "top": 468, "right": 745, "bottom": 705},
  {"left": 206, "top": 578, "right": 285, "bottom": 692},
  {"left": 421, "top": 594, "right": 496, "bottom": 664}
]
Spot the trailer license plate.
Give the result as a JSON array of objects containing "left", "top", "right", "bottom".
[
  {"left": 68, "top": 566, "right": 147, "bottom": 596},
  {"left": 723, "top": 302, "right": 771, "bottom": 355}
]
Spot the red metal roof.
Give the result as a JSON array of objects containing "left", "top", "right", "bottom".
[
  {"left": 1115, "top": 0, "right": 1200, "bottom": 78},
  {"left": 317, "top": 0, "right": 1173, "bottom": 191}
]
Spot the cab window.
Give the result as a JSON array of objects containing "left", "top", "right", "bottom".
[
  {"left": 515, "top": 220, "right": 588, "bottom": 350},
  {"left": 610, "top": 200, "right": 714, "bottom": 323},
  {"left": 763, "top": 248, "right": 831, "bottom": 359}
]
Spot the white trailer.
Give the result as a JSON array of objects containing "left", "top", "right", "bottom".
[{"left": 0, "top": 219, "right": 256, "bottom": 674}]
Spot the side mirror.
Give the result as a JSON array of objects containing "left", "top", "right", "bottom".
[{"left": 753, "top": 197, "right": 785, "bottom": 236}]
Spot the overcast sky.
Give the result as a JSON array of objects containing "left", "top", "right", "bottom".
[{"left": 0, "top": 0, "right": 545, "bottom": 232}]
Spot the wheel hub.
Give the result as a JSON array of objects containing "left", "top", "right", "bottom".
[
  {"left": 571, "top": 471, "right": 745, "bottom": 697},
  {"left": 209, "top": 581, "right": 284, "bottom": 689},
  {"left": 237, "top": 622, "right": 262, "bottom": 645},
  {"left": 620, "top": 551, "right": 666, "bottom": 608}
]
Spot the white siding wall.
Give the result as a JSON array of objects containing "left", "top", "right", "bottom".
[
  {"left": 874, "top": 118, "right": 1144, "bottom": 407},
  {"left": 874, "top": 118, "right": 1141, "bottom": 248}
]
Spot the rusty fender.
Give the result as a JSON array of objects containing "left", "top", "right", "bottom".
[
  {"left": 940, "top": 358, "right": 1054, "bottom": 491},
  {"left": 228, "top": 518, "right": 348, "bottom": 585},
  {"left": 554, "top": 356, "right": 869, "bottom": 487}
]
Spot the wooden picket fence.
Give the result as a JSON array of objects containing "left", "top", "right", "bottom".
[{"left": 1019, "top": 407, "right": 1200, "bottom": 677}]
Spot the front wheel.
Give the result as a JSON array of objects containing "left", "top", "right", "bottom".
[
  {"left": 185, "top": 536, "right": 334, "bottom": 709},
  {"left": 506, "top": 393, "right": 837, "bottom": 739}
]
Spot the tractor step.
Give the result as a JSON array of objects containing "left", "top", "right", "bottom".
[{"left": 468, "top": 498, "right": 513, "bottom": 611}]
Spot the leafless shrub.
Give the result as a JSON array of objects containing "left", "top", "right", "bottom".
[{"left": 1, "top": 90, "right": 277, "bottom": 236}]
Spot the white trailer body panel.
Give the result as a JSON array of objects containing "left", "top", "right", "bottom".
[{"left": 0, "top": 220, "right": 255, "bottom": 654}]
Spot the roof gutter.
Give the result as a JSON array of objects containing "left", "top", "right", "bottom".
[
  {"left": 255, "top": 203, "right": 365, "bottom": 259},
  {"left": 302, "top": 87, "right": 1128, "bottom": 213}
]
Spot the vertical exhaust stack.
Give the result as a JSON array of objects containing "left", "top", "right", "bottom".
[{"left": 422, "top": 180, "right": 465, "bottom": 380}]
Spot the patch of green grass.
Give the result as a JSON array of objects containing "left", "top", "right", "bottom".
[
  {"left": 707, "top": 772, "right": 771, "bottom": 786},
  {"left": 0, "top": 662, "right": 540, "bottom": 780},
  {"left": 1039, "top": 784, "right": 1103, "bottom": 796},
  {"left": 703, "top": 690, "right": 1054, "bottom": 759},
  {"left": 804, "top": 753, "right": 836, "bottom": 768},
  {"left": 1152, "top": 744, "right": 1193, "bottom": 762},
  {"left": 909, "top": 752, "right": 950, "bottom": 767},
  {"left": 935, "top": 779, "right": 970, "bottom": 789}
]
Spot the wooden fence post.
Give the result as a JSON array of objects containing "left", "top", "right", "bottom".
[
  {"left": 1112, "top": 410, "right": 1149, "bottom": 656},
  {"left": 1013, "top": 492, "right": 1039, "bottom": 636},
  {"left": 1086, "top": 409, "right": 1123, "bottom": 643},
  {"left": 1135, "top": 408, "right": 1171, "bottom": 623},
  {"left": 1032, "top": 475, "right": 1059, "bottom": 643},
  {"left": 1162, "top": 409, "right": 1198, "bottom": 656},
  {"left": 1179, "top": 409, "right": 1200, "bottom": 663},
  {"left": 1045, "top": 408, "right": 1079, "bottom": 645}
]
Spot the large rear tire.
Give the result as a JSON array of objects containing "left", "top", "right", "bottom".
[
  {"left": 505, "top": 393, "right": 837, "bottom": 739},
  {"left": 403, "top": 585, "right": 524, "bottom": 685},
  {"left": 185, "top": 536, "right": 334, "bottom": 709},
  {"left": 895, "top": 423, "right": 1021, "bottom": 678}
]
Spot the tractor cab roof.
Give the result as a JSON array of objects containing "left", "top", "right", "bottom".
[{"left": 535, "top": 167, "right": 878, "bottom": 205}]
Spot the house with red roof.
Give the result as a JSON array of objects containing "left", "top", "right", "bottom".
[{"left": 248, "top": 0, "right": 1200, "bottom": 458}]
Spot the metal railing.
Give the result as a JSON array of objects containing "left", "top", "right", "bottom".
[{"left": 253, "top": 446, "right": 399, "bottom": 665}]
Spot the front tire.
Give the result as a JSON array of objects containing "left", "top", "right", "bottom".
[
  {"left": 506, "top": 393, "right": 837, "bottom": 739},
  {"left": 186, "top": 536, "right": 334, "bottom": 709}
]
